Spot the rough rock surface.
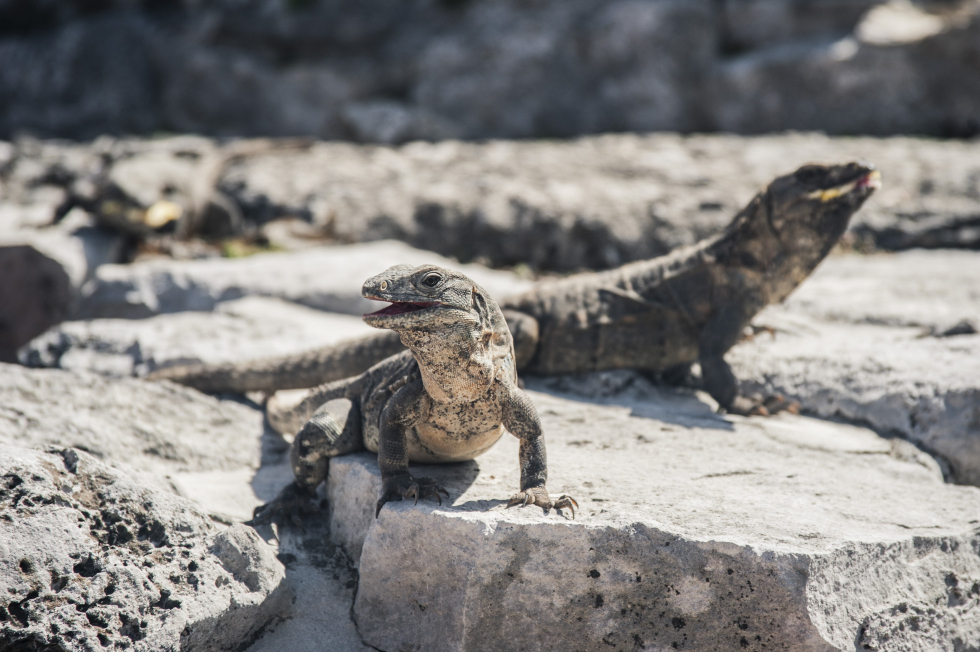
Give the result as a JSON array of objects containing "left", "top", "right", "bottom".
[
  {"left": 0, "top": 446, "right": 291, "bottom": 652},
  {"left": 76, "top": 239, "right": 532, "bottom": 319},
  {"left": 1, "top": 0, "right": 978, "bottom": 139},
  {"left": 0, "top": 363, "right": 284, "bottom": 521},
  {"left": 20, "top": 296, "right": 375, "bottom": 379},
  {"left": 317, "top": 384, "right": 980, "bottom": 652},
  {"left": 731, "top": 249, "right": 980, "bottom": 485}
]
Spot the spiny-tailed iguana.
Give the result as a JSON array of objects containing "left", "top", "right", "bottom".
[
  {"left": 248, "top": 264, "right": 577, "bottom": 523},
  {"left": 152, "top": 163, "right": 879, "bottom": 415}
]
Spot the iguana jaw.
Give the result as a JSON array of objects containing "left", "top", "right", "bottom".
[
  {"left": 362, "top": 296, "right": 446, "bottom": 328},
  {"left": 805, "top": 169, "right": 881, "bottom": 202}
]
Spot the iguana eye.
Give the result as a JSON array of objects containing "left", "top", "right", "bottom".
[{"left": 421, "top": 273, "right": 441, "bottom": 288}]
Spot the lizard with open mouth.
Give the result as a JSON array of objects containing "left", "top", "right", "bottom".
[
  {"left": 153, "top": 162, "right": 880, "bottom": 416},
  {"left": 248, "top": 264, "right": 577, "bottom": 525}
]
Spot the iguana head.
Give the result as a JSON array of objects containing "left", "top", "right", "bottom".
[
  {"left": 361, "top": 264, "right": 501, "bottom": 334},
  {"left": 729, "top": 161, "right": 879, "bottom": 303},
  {"left": 765, "top": 161, "right": 879, "bottom": 249},
  {"left": 362, "top": 264, "right": 515, "bottom": 401}
]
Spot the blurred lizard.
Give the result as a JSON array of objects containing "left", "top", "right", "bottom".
[{"left": 150, "top": 162, "right": 880, "bottom": 415}]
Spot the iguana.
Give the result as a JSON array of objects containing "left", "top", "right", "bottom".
[
  {"left": 151, "top": 162, "right": 880, "bottom": 414},
  {"left": 248, "top": 264, "right": 577, "bottom": 523}
]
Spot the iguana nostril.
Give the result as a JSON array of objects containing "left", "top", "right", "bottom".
[{"left": 381, "top": 281, "right": 388, "bottom": 290}]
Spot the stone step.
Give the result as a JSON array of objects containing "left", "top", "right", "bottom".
[{"left": 324, "top": 387, "right": 980, "bottom": 652}]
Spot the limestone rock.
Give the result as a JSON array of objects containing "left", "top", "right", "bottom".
[
  {"left": 0, "top": 446, "right": 291, "bottom": 652},
  {"left": 730, "top": 250, "right": 980, "bottom": 486},
  {"left": 0, "top": 363, "right": 282, "bottom": 521},
  {"left": 76, "top": 240, "right": 532, "bottom": 319},
  {"left": 21, "top": 296, "right": 375, "bottom": 379},
  {"left": 320, "top": 386, "right": 980, "bottom": 651}
]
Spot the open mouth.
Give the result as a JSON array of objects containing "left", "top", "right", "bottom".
[
  {"left": 806, "top": 170, "right": 881, "bottom": 202},
  {"left": 364, "top": 300, "right": 441, "bottom": 318}
]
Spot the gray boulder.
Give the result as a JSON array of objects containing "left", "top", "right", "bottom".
[
  {"left": 0, "top": 446, "right": 290, "bottom": 652},
  {"left": 315, "top": 386, "right": 980, "bottom": 651}
]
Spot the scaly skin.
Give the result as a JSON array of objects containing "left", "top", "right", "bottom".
[
  {"left": 152, "top": 163, "right": 879, "bottom": 414},
  {"left": 249, "top": 265, "right": 576, "bottom": 525}
]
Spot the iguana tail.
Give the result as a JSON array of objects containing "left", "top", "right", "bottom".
[
  {"left": 146, "top": 330, "right": 406, "bottom": 393},
  {"left": 266, "top": 376, "right": 360, "bottom": 436}
]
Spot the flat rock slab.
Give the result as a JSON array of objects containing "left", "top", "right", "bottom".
[
  {"left": 21, "top": 296, "right": 375, "bottom": 378},
  {"left": 731, "top": 249, "right": 980, "bottom": 486},
  {"left": 321, "top": 386, "right": 980, "bottom": 652},
  {"left": 77, "top": 239, "right": 532, "bottom": 319},
  {"left": 0, "top": 446, "right": 291, "bottom": 652},
  {"left": 0, "top": 363, "right": 285, "bottom": 521}
]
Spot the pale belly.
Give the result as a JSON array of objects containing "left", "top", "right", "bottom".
[{"left": 410, "top": 397, "right": 506, "bottom": 463}]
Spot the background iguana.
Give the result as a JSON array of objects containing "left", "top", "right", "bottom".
[
  {"left": 249, "top": 264, "right": 576, "bottom": 523},
  {"left": 152, "top": 162, "right": 879, "bottom": 414}
]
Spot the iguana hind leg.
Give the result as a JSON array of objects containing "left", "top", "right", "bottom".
[{"left": 249, "top": 398, "right": 363, "bottom": 526}]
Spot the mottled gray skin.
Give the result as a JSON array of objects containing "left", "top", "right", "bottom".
[
  {"left": 155, "top": 163, "right": 878, "bottom": 413},
  {"left": 250, "top": 265, "right": 576, "bottom": 524}
]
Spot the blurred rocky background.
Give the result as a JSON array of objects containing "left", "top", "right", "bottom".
[{"left": 1, "top": 0, "right": 979, "bottom": 140}]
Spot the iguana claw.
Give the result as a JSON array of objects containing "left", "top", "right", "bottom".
[
  {"left": 507, "top": 486, "right": 578, "bottom": 519},
  {"left": 376, "top": 475, "right": 450, "bottom": 518}
]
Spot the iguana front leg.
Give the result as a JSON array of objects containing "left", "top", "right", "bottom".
[
  {"left": 499, "top": 381, "right": 577, "bottom": 518},
  {"left": 699, "top": 303, "right": 798, "bottom": 416},
  {"left": 375, "top": 378, "right": 448, "bottom": 517}
]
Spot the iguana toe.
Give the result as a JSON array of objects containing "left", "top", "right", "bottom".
[
  {"left": 246, "top": 482, "right": 320, "bottom": 528},
  {"left": 507, "top": 486, "right": 578, "bottom": 518},
  {"left": 727, "top": 393, "right": 801, "bottom": 417},
  {"left": 376, "top": 475, "right": 450, "bottom": 517}
]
